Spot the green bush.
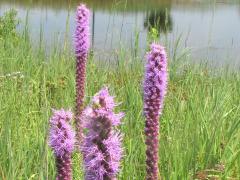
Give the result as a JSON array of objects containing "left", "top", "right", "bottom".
[{"left": 0, "top": 9, "right": 19, "bottom": 45}]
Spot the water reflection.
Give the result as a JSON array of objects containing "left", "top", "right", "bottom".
[{"left": 144, "top": 8, "right": 173, "bottom": 35}]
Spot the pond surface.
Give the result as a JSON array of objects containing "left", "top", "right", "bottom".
[{"left": 0, "top": 0, "right": 240, "bottom": 67}]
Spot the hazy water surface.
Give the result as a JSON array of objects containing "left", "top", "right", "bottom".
[{"left": 0, "top": 0, "right": 240, "bottom": 66}]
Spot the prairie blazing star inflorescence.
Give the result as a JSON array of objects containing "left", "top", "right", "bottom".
[
  {"left": 49, "top": 109, "right": 75, "bottom": 180},
  {"left": 74, "top": 4, "right": 90, "bottom": 144},
  {"left": 81, "top": 87, "right": 124, "bottom": 180},
  {"left": 143, "top": 43, "right": 168, "bottom": 180}
]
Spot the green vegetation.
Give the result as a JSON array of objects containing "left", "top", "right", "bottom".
[{"left": 0, "top": 10, "right": 239, "bottom": 180}]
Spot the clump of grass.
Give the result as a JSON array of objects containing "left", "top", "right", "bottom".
[{"left": 0, "top": 10, "right": 239, "bottom": 180}]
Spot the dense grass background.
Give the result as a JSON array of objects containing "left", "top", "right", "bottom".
[{"left": 0, "top": 10, "right": 240, "bottom": 179}]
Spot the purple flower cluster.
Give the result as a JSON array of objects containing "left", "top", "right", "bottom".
[
  {"left": 49, "top": 109, "right": 75, "bottom": 180},
  {"left": 75, "top": 4, "right": 90, "bottom": 58},
  {"left": 143, "top": 43, "right": 168, "bottom": 180},
  {"left": 74, "top": 4, "right": 90, "bottom": 144},
  {"left": 81, "top": 88, "right": 124, "bottom": 180},
  {"left": 47, "top": 3, "right": 169, "bottom": 179}
]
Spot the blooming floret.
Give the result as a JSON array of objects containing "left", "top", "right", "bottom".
[
  {"left": 49, "top": 109, "right": 75, "bottom": 156},
  {"left": 143, "top": 43, "right": 168, "bottom": 180},
  {"left": 75, "top": 4, "right": 90, "bottom": 58},
  {"left": 81, "top": 87, "right": 124, "bottom": 180},
  {"left": 74, "top": 4, "right": 90, "bottom": 144},
  {"left": 49, "top": 109, "right": 75, "bottom": 180}
]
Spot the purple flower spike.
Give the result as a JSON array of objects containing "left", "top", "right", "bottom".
[
  {"left": 81, "top": 88, "right": 124, "bottom": 180},
  {"left": 74, "top": 4, "right": 90, "bottom": 145},
  {"left": 143, "top": 43, "right": 168, "bottom": 180},
  {"left": 49, "top": 109, "right": 75, "bottom": 180}
]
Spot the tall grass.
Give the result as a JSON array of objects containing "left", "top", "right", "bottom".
[{"left": 0, "top": 11, "right": 240, "bottom": 180}]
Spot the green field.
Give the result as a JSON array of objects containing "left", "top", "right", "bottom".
[{"left": 0, "top": 10, "right": 239, "bottom": 180}]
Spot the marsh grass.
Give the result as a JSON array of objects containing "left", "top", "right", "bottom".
[{"left": 0, "top": 11, "right": 240, "bottom": 180}]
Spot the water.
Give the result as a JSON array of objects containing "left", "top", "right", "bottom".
[{"left": 0, "top": 0, "right": 240, "bottom": 67}]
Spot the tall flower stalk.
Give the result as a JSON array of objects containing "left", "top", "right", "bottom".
[
  {"left": 49, "top": 109, "right": 75, "bottom": 180},
  {"left": 143, "top": 43, "right": 168, "bottom": 180},
  {"left": 74, "top": 4, "right": 90, "bottom": 144},
  {"left": 81, "top": 87, "right": 124, "bottom": 180}
]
